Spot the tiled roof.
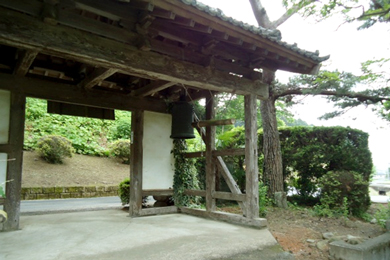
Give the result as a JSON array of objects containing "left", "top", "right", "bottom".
[{"left": 179, "top": 0, "right": 330, "bottom": 62}]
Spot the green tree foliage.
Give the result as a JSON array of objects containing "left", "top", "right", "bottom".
[
  {"left": 274, "top": 126, "right": 373, "bottom": 198},
  {"left": 282, "top": 0, "right": 390, "bottom": 29},
  {"left": 37, "top": 135, "right": 74, "bottom": 164},
  {"left": 209, "top": 126, "right": 372, "bottom": 200},
  {"left": 315, "top": 171, "right": 371, "bottom": 217},
  {"left": 24, "top": 98, "right": 131, "bottom": 156}
]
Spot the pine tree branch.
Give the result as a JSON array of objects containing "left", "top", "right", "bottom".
[
  {"left": 272, "top": 0, "right": 317, "bottom": 28},
  {"left": 248, "top": 0, "right": 272, "bottom": 27},
  {"left": 275, "top": 89, "right": 390, "bottom": 103}
]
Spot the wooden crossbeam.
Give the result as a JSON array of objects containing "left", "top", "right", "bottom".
[
  {"left": 0, "top": 73, "right": 167, "bottom": 113},
  {"left": 142, "top": 189, "right": 174, "bottom": 197},
  {"left": 13, "top": 50, "right": 38, "bottom": 76},
  {"left": 132, "top": 81, "right": 176, "bottom": 97},
  {"left": 79, "top": 68, "right": 118, "bottom": 90},
  {"left": 191, "top": 119, "right": 235, "bottom": 128},
  {"left": 212, "top": 191, "right": 246, "bottom": 202},
  {"left": 140, "top": 206, "right": 178, "bottom": 216}
]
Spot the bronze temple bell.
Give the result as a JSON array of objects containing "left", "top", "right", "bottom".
[{"left": 170, "top": 101, "right": 195, "bottom": 139}]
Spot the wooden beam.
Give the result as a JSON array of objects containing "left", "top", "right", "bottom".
[
  {"left": 212, "top": 191, "right": 246, "bottom": 202},
  {"left": 139, "top": 206, "right": 178, "bottom": 216},
  {"left": 184, "top": 189, "right": 206, "bottom": 197},
  {"left": 79, "top": 68, "right": 118, "bottom": 90},
  {"left": 142, "top": 189, "right": 174, "bottom": 197},
  {"left": 2, "top": 92, "right": 26, "bottom": 231},
  {"left": 0, "top": 73, "right": 167, "bottom": 113},
  {"left": 129, "top": 110, "right": 144, "bottom": 217},
  {"left": 183, "top": 151, "right": 205, "bottom": 159},
  {"left": 132, "top": 81, "right": 176, "bottom": 97},
  {"left": 244, "top": 94, "right": 259, "bottom": 219},
  {"left": 0, "top": 144, "right": 12, "bottom": 154},
  {"left": 191, "top": 119, "right": 235, "bottom": 128},
  {"left": 13, "top": 50, "right": 38, "bottom": 76},
  {"left": 0, "top": 8, "right": 268, "bottom": 98},
  {"left": 216, "top": 156, "right": 244, "bottom": 210},
  {"left": 180, "top": 207, "right": 267, "bottom": 229},
  {"left": 205, "top": 94, "right": 216, "bottom": 212},
  {"left": 212, "top": 148, "right": 245, "bottom": 157}
]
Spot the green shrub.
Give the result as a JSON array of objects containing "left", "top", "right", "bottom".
[
  {"left": 259, "top": 182, "right": 271, "bottom": 217},
  {"left": 110, "top": 140, "right": 131, "bottom": 164},
  {"left": 316, "top": 171, "right": 371, "bottom": 217},
  {"left": 374, "top": 202, "right": 390, "bottom": 228},
  {"left": 112, "top": 119, "right": 131, "bottom": 139},
  {"left": 37, "top": 135, "right": 74, "bottom": 164},
  {"left": 119, "top": 178, "right": 130, "bottom": 205}
]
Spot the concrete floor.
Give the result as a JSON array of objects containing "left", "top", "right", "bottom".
[{"left": 0, "top": 209, "right": 286, "bottom": 260}]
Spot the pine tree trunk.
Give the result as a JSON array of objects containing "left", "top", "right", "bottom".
[{"left": 260, "top": 97, "right": 284, "bottom": 196}]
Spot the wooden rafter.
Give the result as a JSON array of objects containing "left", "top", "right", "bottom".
[
  {"left": 131, "top": 80, "right": 176, "bottom": 97},
  {"left": 13, "top": 50, "right": 38, "bottom": 76},
  {"left": 79, "top": 67, "right": 118, "bottom": 90}
]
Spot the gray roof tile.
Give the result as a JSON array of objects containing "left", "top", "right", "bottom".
[{"left": 179, "top": 0, "right": 330, "bottom": 62}]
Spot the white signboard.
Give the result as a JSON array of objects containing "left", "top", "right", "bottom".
[{"left": 142, "top": 111, "right": 174, "bottom": 190}]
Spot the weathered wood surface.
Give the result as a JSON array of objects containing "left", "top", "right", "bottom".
[
  {"left": 212, "top": 191, "right": 246, "bottom": 202},
  {"left": 0, "top": 7, "right": 269, "bottom": 98},
  {"left": 205, "top": 95, "right": 216, "bottom": 212},
  {"left": 216, "top": 156, "right": 245, "bottom": 209},
  {"left": 244, "top": 94, "right": 259, "bottom": 219},
  {"left": 132, "top": 81, "right": 176, "bottom": 97},
  {"left": 79, "top": 68, "right": 118, "bottom": 90},
  {"left": 129, "top": 110, "right": 144, "bottom": 217},
  {"left": 0, "top": 73, "right": 167, "bottom": 113},
  {"left": 180, "top": 207, "right": 267, "bottom": 229},
  {"left": 142, "top": 189, "right": 174, "bottom": 197},
  {"left": 0, "top": 144, "right": 12, "bottom": 154},
  {"left": 183, "top": 151, "right": 205, "bottom": 159},
  {"left": 139, "top": 206, "right": 178, "bottom": 216},
  {"left": 184, "top": 189, "right": 206, "bottom": 197},
  {"left": 0, "top": 197, "right": 5, "bottom": 205},
  {"left": 2, "top": 92, "right": 26, "bottom": 231},
  {"left": 191, "top": 119, "right": 235, "bottom": 128},
  {"left": 13, "top": 50, "right": 38, "bottom": 76},
  {"left": 213, "top": 148, "right": 246, "bottom": 157}
]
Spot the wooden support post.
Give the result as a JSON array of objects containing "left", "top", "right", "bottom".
[
  {"left": 244, "top": 94, "right": 259, "bottom": 219},
  {"left": 129, "top": 110, "right": 144, "bottom": 217},
  {"left": 205, "top": 94, "right": 216, "bottom": 212},
  {"left": 3, "top": 92, "right": 26, "bottom": 231}
]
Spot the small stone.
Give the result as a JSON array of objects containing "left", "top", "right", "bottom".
[
  {"left": 316, "top": 240, "right": 329, "bottom": 251},
  {"left": 347, "top": 235, "right": 365, "bottom": 245},
  {"left": 307, "top": 239, "right": 316, "bottom": 243},
  {"left": 386, "top": 219, "right": 390, "bottom": 231},
  {"left": 370, "top": 218, "right": 378, "bottom": 224},
  {"left": 329, "top": 235, "right": 347, "bottom": 242},
  {"left": 322, "top": 232, "right": 334, "bottom": 240}
]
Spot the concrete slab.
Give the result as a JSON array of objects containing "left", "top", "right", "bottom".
[{"left": 0, "top": 209, "right": 280, "bottom": 260}]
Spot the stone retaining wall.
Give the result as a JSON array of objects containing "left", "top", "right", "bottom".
[{"left": 21, "top": 186, "right": 119, "bottom": 200}]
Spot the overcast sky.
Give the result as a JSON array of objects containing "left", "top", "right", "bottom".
[{"left": 200, "top": 0, "right": 390, "bottom": 173}]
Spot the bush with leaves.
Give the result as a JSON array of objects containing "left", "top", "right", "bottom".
[
  {"left": 119, "top": 178, "right": 130, "bottom": 205},
  {"left": 110, "top": 140, "right": 131, "bottom": 164},
  {"left": 37, "top": 135, "right": 74, "bottom": 164},
  {"left": 315, "top": 171, "right": 371, "bottom": 217},
  {"left": 172, "top": 139, "right": 200, "bottom": 207}
]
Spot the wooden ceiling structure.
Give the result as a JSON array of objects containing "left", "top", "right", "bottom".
[
  {"left": 0, "top": 0, "right": 329, "bottom": 231},
  {"left": 0, "top": 0, "right": 328, "bottom": 110}
]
